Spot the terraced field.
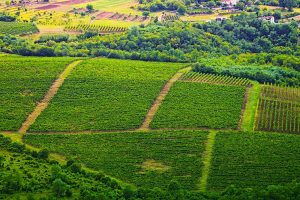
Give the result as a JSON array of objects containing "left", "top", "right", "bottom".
[
  {"left": 151, "top": 82, "right": 246, "bottom": 129},
  {"left": 208, "top": 131, "right": 300, "bottom": 191},
  {"left": 24, "top": 130, "right": 208, "bottom": 190},
  {"left": 29, "top": 58, "right": 185, "bottom": 132},
  {"left": 0, "top": 56, "right": 76, "bottom": 131}
]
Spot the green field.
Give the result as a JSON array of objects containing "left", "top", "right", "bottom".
[
  {"left": 29, "top": 58, "right": 185, "bottom": 132},
  {"left": 207, "top": 131, "right": 300, "bottom": 191},
  {"left": 0, "top": 56, "right": 75, "bottom": 131},
  {"left": 151, "top": 82, "right": 246, "bottom": 129},
  {"left": 0, "top": 21, "right": 39, "bottom": 35},
  {"left": 24, "top": 130, "right": 208, "bottom": 190}
]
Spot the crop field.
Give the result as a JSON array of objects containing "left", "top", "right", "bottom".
[
  {"left": 0, "top": 56, "right": 75, "bottom": 131},
  {"left": 0, "top": 21, "right": 39, "bottom": 35},
  {"left": 151, "top": 82, "right": 246, "bottom": 129},
  {"left": 29, "top": 58, "right": 185, "bottom": 132},
  {"left": 24, "top": 130, "right": 208, "bottom": 190},
  {"left": 208, "top": 131, "right": 300, "bottom": 191},
  {"left": 180, "top": 72, "right": 252, "bottom": 87},
  {"left": 64, "top": 24, "right": 127, "bottom": 33},
  {"left": 255, "top": 85, "right": 300, "bottom": 133}
]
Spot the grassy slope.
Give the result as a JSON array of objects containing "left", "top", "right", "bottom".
[
  {"left": 29, "top": 58, "right": 185, "bottom": 132},
  {"left": 207, "top": 131, "right": 300, "bottom": 191},
  {"left": 0, "top": 56, "right": 75, "bottom": 131},
  {"left": 151, "top": 82, "right": 245, "bottom": 129},
  {"left": 24, "top": 130, "right": 208, "bottom": 190}
]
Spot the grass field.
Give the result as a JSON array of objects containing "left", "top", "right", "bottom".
[
  {"left": 0, "top": 56, "right": 75, "bottom": 131},
  {"left": 29, "top": 58, "right": 185, "bottom": 132},
  {"left": 24, "top": 130, "right": 208, "bottom": 190},
  {"left": 207, "top": 131, "right": 300, "bottom": 191},
  {"left": 151, "top": 82, "right": 246, "bottom": 129},
  {"left": 0, "top": 21, "right": 39, "bottom": 35}
]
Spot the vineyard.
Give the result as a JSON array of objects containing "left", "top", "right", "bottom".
[
  {"left": 208, "top": 131, "right": 300, "bottom": 190},
  {"left": 161, "top": 14, "right": 180, "bottom": 22},
  {"left": 151, "top": 82, "right": 246, "bottom": 129},
  {"left": 0, "top": 21, "right": 39, "bottom": 35},
  {"left": 24, "top": 130, "right": 208, "bottom": 190},
  {"left": 255, "top": 84, "right": 300, "bottom": 134},
  {"left": 180, "top": 72, "right": 252, "bottom": 87},
  {"left": 64, "top": 24, "right": 127, "bottom": 33},
  {"left": 29, "top": 58, "right": 185, "bottom": 132},
  {"left": 0, "top": 56, "right": 75, "bottom": 131}
]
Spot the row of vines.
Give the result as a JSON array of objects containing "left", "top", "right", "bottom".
[
  {"left": 64, "top": 24, "right": 127, "bottom": 33},
  {"left": 180, "top": 72, "right": 252, "bottom": 87},
  {"left": 255, "top": 84, "right": 300, "bottom": 134}
]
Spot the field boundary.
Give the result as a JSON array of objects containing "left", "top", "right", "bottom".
[
  {"left": 138, "top": 66, "right": 192, "bottom": 131},
  {"left": 199, "top": 130, "right": 217, "bottom": 192},
  {"left": 238, "top": 86, "right": 251, "bottom": 130},
  {"left": 18, "top": 60, "right": 82, "bottom": 134}
]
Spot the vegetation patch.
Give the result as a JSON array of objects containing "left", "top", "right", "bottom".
[
  {"left": 208, "top": 131, "right": 300, "bottom": 191},
  {"left": 139, "top": 159, "right": 170, "bottom": 173},
  {"left": 0, "top": 56, "right": 75, "bottom": 131},
  {"left": 24, "top": 130, "right": 208, "bottom": 190},
  {"left": 29, "top": 58, "right": 185, "bottom": 132},
  {"left": 0, "top": 21, "right": 39, "bottom": 35},
  {"left": 151, "top": 82, "right": 246, "bottom": 129}
]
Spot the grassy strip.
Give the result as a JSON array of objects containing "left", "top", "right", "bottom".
[
  {"left": 241, "top": 82, "right": 260, "bottom": 131},
  {"left": 198, "top": 130, "right": 216, "bottom": 192}
]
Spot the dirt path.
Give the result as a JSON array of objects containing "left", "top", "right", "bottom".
[
  {"left": 138, "top": 66, "right": 192, "bottom": 131},
  {"left": 18, "top": 60, "right": 82, "bottom": 134},
  {"left": 198, "top": 130, "right": 217, "bottom": 192}
]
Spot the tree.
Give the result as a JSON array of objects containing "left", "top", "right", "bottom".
[
  {"left": 142, "top": 11, "right": 150, "bottom": 17},
  {"left": 86, "top": 4, "right": 94, "bottom": 12},
  {"left": 52, "top": 178, "right": 69, "bottom": 197},
  {"left": 279, "top": 0, "right": 297, "bottom": 11}
]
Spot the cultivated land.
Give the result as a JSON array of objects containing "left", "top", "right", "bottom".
[
  {"left": 151, "top": 82, "right": 246, "bottom": 129},
  {"left": 208, "top": 131, "right": 300, "bottom": 191},
  {"left": 24, "top": 130, "right": 208, "bottom": 190},
  {"left": 29, "top": 58, "right": 185, "bottom": 132},
  {"left": 0, "top": 56, "right": 76, "bottom": 131},
  {"left": 0, "top": 21, "right": 39, "bottom": 35},
  {"left": 0, "top": 54, "right": 299, "bottom": 196}
]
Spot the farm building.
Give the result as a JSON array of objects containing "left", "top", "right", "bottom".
[
  {"left": 221, "top": 0, "right": 239, "bottom": 6},
  {"left": 259, "top": 16, "right": 275, "bottom": 23}
]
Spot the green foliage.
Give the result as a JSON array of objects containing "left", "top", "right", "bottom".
[
  {"left": 29, "top": 58, "right": 185, "bottom": 132},
  {"left": 24, "top": 130, "right": 209, "bottom": 190},
  {"left": 194, "top": 13, "right": 298, "bottom": 53},
  {"left": 36, "top": 34, "right": 69, "bottom": 43},
  {"left": 52, "top": 178, "right": 70, "bottom": 197},
  {"left": 0, "top": 21, "right": 38, "bottom": 35},
  {"left": 208, "top": 132, "right": 300, "bottom": 190},
  {"left": 0, "top": 13, "right": 16, "bottom": 22},
  {"left": 0, "top": 56, "right": 76, "bottom": 131},
  {"left": 151, "top": 82, "right": 245, "bottom": 129},
  {"left": 194, "top": 56, "right": 300, "bottom": 86},
  {"left": 0, "top": 134, "right": 123, "bottom": 198}
]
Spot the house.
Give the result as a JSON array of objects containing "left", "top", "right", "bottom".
[
  {"left": 259, "top": 16, "right": 275, "bottom": 23},
  {"left": 221, "top": 0, "right": 239, "bottom": 6}
]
